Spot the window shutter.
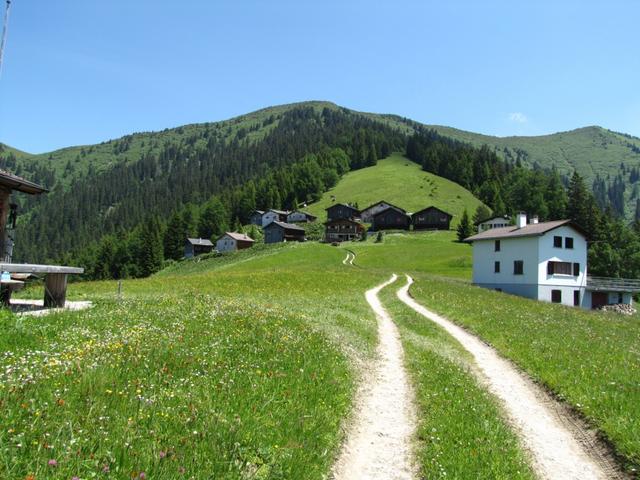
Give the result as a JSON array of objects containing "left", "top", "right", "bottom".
[
  {"left": 547, "top": 262, "right": 554, "bottom": 275},
  {"left": 573, "top": 263, "right": 580, "bottom": 276}
]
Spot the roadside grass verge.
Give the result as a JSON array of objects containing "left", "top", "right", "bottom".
[
  {"left": 409, "top": 276, "right": 640, "bottom": 473},
  {"left": 378, "top": 286, "right": 535, "bottom": 479},
  {"left": 0, "top": 296, "right": 353, "bottom": 479}
]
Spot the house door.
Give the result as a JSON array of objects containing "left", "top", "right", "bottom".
[{"left": 591, "top": 292, "right": 608, "bottom": 309}]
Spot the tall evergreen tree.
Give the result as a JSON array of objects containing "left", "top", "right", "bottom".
[
  {"left": 567, "top": 171, "right": 589, "bottom": 227},
  {"left": 198, "top": 197, "right": 229, "bottom": 239},
  {"left": 456, "top": 209, "right": 473, "bottom": 242},
  {"left": 136, "top": 216, "right": 164, "bottom": 277},
  {"left": 164, "top": 211, "right": 187, "bottom": 260}
]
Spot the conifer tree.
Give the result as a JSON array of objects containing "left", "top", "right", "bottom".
[{"left": 457, "top": 209, "right": 473, "bottom": 242}]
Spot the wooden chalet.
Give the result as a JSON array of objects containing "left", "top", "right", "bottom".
[
  {"left": 324, "top": 218, "right": 366, "bottom": 242},
  {"left": 411, "top": 206, "right": 453, "bottom": 230},
  {"left": 249, "top": 210, "right": 265, "bottom": 226},
  {"left": 372, "top": 205, "right": 411, "bottom": 231},
  {"left": 184, "top": 238, "right": 214, "bottom": 258},
  {"left": 263, "top": 221, "right": 305, "bottom": 243},
  {"left": 0, "top": 170, "right": 84, "bottom": 307},
  {"left": 360, "top": 200, "right": 400, "bottom": 223},
  {"left": 326, "top": 203, "right": 360, "bottom": 222},
  {"left": 287, "top": 211, "right": 317, "bottom": 223}
]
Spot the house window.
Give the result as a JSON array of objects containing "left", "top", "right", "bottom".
[
  {"left": 494, "top": 261, "right": 500, "bottom": 273},
  {"left": 547, "top": 261, "right": 572, "bottom": 275},
  {"left": 565, "top": 237, "right": 574, "bottom": 249},
  {"left": 573, "top": 263, "right": 580, "bottom": 276},
  {"left": 495, "top": 240, "right": 501, "bottom": 252},
  {"left": 513, "top": 260, "right": 524, "bottom": 275},
  {"left": 553, "top": 236, "right": 562, "bottom": 248},
  {"left": 574, "top": 290, "right": 580, "bottom": 306},
  {"left": 552, "top": 290, "right": 562, "bottom": 303}
]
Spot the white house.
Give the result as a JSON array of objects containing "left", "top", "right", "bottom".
[
  {"left": 215, "top": 232, "right": 255, "bottom": 253},
  {"left": 465, "top": 213, "right": 591, "bottom": 308},
  {"left": 477, "top": 215, "right": 511, "bottom": 232}
]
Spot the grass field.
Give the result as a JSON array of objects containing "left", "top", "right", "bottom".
[
  {"left": 409, "top": 276, "right": 640, "bottom": 472},
  {"left": 3, "top": 230, "right": 640, "bottom": 476},
  {"left": 305, "top": 153, "right": 486, "bottom": 226}
]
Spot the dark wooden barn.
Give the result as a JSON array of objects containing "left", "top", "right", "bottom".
[
  {"left": 184, "top": 238, "right": 214, "bottom": 258},
  {"left": 324, "top": 219, "right": 366, "bottom": 242},
  {"left": 372, "top": 206, "right": 411, "bottom": 231},
  {"left": 411, "top": 206, "right": 453, "bottom": 230},
  {"left": 326, "top": 203, "right": 360, "bottom": 222},
  {"left": 263, "top": 221, "right": 306, "bottom": 244}
]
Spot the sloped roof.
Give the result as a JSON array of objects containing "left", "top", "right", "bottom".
[
  {"left": 220, "top": 232, "right": 255, "bottom": 242},
  {"left": 361, "top": 200, "right": 405, "bottom": 214},
  {"left": 372, "top": 205, "right": 410, "bottom": 218},
  {"left": 326, "top": 203, "right": 360, "bottom": 213},
  {"left": 186, "top": 238, "right": 214, "bottom": 246},
  {"left": 411, "top": 206, "right": 453, "bottom": 218},
  {"left": 465, "top": 220, "right": 587, "bottom": 242},
  {"left": 264, "top": 220, "right": 305, "bottom": 232},
  {"left": 289, "top": 210, "right": 317, "bottom": 219},
  {"left": 0, "top": 170, "right": 47, "bottom": 194},
  {"left": 269, "top": 209, "right": 290, "bottom": 215}
]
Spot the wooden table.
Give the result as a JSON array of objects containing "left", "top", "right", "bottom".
[{"left": 0, "top": 263, "right": 84, "bottom": 308}]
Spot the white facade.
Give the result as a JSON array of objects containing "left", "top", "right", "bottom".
[
  {"left": 478, "top": 216, "right": 510, "bottom": 232},
  {"left": 472, "top": 225, "right": 589, "bottom": 308},
  {"left": 261, "top": 211, "right": 279, "bottom": 227}
]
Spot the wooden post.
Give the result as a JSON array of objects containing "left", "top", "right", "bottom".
[{"left": 44, "top": 273, "right": 68, "bottom": 308}]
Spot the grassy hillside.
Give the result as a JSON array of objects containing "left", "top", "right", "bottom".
[
  {"left": 306, "top": 153, "right": 486, "bottom": 225},
  {"left": 429, "top": 125, "right": 640, "bottom": 219},
  {"left": 5, "top": 232, "right": 640, "bottom": 476}
]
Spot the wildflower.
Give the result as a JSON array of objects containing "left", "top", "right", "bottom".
[
  {"left": 72, "top": 477, "right": 80, "bottom": 480},
  {"left": 139, "top": 473, "right": 146, "bottom": 479},
  {"left": 102, "top": 464, "right": 110, "bottom": 473},
  {"left": 48, "top": 459, "right": 58, "bottom": 467},
  {"left": 159, "top": 450, "right": 166, "bottom": 459}
]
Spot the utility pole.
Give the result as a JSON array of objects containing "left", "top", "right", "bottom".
[{"left": 0, "top": 0, "right": 12, "bottom": 78}]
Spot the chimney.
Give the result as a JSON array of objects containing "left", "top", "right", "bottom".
[
  {"left": 531, "top": 215, "right": 539, "bottom": 225},
  {"left": 516, "top": 212, "right": 527, "bottom": 228}
]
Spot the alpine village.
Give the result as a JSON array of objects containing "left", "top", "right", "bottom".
[{"left": 1, "top": 2, "right": 639, "bottom": 480}]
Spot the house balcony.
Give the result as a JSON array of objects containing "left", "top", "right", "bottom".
[{"left": 586, "top": 276, "right": 640, "bottom": 293}]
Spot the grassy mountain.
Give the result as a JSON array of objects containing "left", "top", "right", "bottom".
[
  {"left": 427, "top": 125, "right": 640, "bottom": 219},
  {"left": 305, "top": 152, "right": 485, "bottom": 226}
]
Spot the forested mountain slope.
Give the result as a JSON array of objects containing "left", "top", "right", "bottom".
[{"left": 427, "top": 125, "right": 640, "bottom": 219}]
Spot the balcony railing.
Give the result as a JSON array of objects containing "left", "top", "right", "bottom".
[{"left": 587, "top": 276, "right": 640, "bottom": 292}]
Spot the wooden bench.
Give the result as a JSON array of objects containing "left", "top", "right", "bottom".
[{"left": 0, "top": 263, "right": 84, "bottom": 308}]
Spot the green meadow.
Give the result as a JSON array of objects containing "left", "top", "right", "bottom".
[
  {"left": 305, "top": 153, "right": 486, "bottom": 226},
  {"left": 2, "top": 232, "right": 640, "bottom": 477}
]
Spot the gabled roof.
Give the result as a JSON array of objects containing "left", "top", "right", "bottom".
[
  {"left": 289, "top": 210, "right": 317, "bottom": 219},
  {"left": 269, "top": 209, "right": 290, "bottom": 215},
  {"left": 218, "top": 232, "right": 255, "bottom": 242},
  {"left": 411, "top": 206, "right": 453, "bottom": 218},
  {"left": 372, "top": 205, "right": 410, "bottom": 218},
  {"left": 0, "top": 170, "right": 48, "bottom": 194},
  {"left": 264, "top": 220, "right": 306, "bottom": 232},
  {"left": 325, "top": 203, "right": 360, "bottom": 213},
  {"left": 186, "top": 238, "right": 214, "bottom": 246},
  {"left": 475, "top": 214, "right": 510, "bottom": 225},
  {"left": 464, "top": 220, "right": 587, "bottom": 242},
  {"left": 361, "top": 200, "right": 405, "bottom": 214}
]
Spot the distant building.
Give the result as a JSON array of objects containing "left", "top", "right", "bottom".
[
  {"left": 465, "top": 212, "right": 640, "bottom": 309},
  {"left": 215, "top": 232, "right": 255, "bottom": 253},
  {"left": 411, "top": 206, "right": 453, "bottom": 230},
  {"left": 324, "top": 219, "right": 366, "bottom": 242},
  {"left": 184, "top": 238, "right": 214, "bottom": 258},
  {"left": 360, "top": 201, "right": 397, "bottom": 223},
  {"left": 263, "top": 221, "right": 306, "bottom": 244},
  {"left": 249, "top": 210, "right": 265, "bottom": 226},
  {"left": 372, "top": 206, "right": 410, "bottom": 231},
  {"left": 477, "top": 215, "right": 511, "bottom": 233},
  {"left": 287, "top": 211, "right": 317, "bottom": 223},
  {"left": 250, "top": 209, "right": 291, "bottom": 227},
  {"left": 326, "top": 203, "right": 360, "bottom": 222}
]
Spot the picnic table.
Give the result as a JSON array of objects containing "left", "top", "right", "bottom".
[{"left": 0, "top": 263, "right": 84, "bottom": 308}]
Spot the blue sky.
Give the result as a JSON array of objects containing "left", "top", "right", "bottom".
[{"left": 0, "top": 0, "right": 638, "bottom": 153}]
